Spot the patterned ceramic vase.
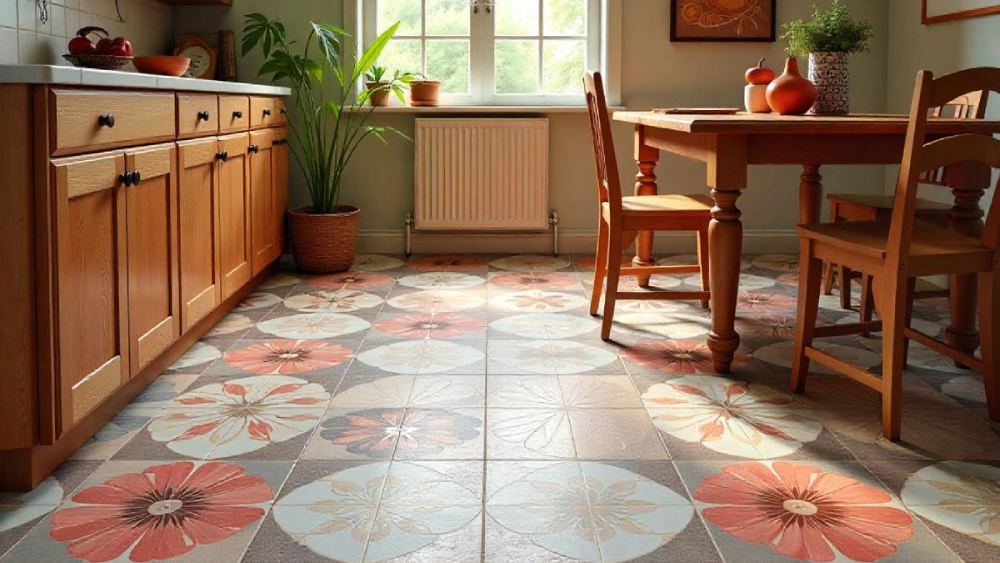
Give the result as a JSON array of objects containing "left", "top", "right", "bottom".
[{"left": 808, "top": 51, "right": 850, "bottom": 115}]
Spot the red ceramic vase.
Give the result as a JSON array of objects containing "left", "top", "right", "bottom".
[{"left": 765, "top": 57, "right": 818, "bottom": 115}]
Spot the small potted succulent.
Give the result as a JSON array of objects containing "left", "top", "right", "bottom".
[
  {"left": 409, "top": 74, "right": 441, "bottom": 107},
  {"left": 782, "top": 0, "right": 873, "bottom": 115},
  {"left": 364, "top": 65, "right": 415, "bottom": 107}
]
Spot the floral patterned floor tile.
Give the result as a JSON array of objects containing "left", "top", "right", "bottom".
[
  {"left": 351, "top": 338, "right": 487, "bottom": 376},
  {"left": 202, "top": 337, "right": 360, "bottom": 378},
  {"left": 370, "top": 311, "right": 488, "bottom": 342},
  {"left": 0, "top": 461, "right": 99, "bottom": 558},
  {"left": 487, "top": 339, "right": 622, "bottom": 375},
  {"left": 488, "top": 270, "right": 584, "bottom": 292},
  {"left": 567, "top": 409, "right": 668, "bottom": 460},
  {"left": 384, "top": 287, "right": 488, "bottom": 315},
  {"left": 4, "top": 460, "right": 290, "bottom": 563},
  {"left": 300, "top": 270, "right": 398, "bottom": 292},
  {"left": 489, "top": 254, "right": 571, "bottom": 272},
  {"left": 406, "top": 253, "right": 491, "bottom": 273},
  {"left": 675, "top": 459, "right": 960, "bottom": 562},
  {"left": 249, "top": 311, "right": 374, "bottom": 341},
  {"left": 486, "top": 408, "right": 578, "bottom": 460},
  {"left": 865, "top": 459, "right": 1000, "bottom": 561}
]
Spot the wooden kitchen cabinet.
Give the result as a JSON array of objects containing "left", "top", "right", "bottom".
[
  {"left": 0, "top": 81, "right": 288, "bottom": 491},
  {"left": 218, "top": 133, "right": 253, "bottom": 299},
  {"left": 177, "top": 137, "right": 222, "bottom": 332},
  {"left": 250, "top": 128, "right": 276, "bottom": 276},
  {"left": 50, "top": 151, "right": 130, "bottom": 434}
]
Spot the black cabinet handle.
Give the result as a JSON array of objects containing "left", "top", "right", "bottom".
[
  {"left": 98, "top": 113, "right": 116, "bottom": 128},
  {"left": 197, "top": 110, "right": 211, "bottom": 122},
  {"left": 248, "top": 144, "right": 259, "bottom": 154},
  {"left": 120, "top": 172, "right": 132, "bottom": 187},
  {"left": 232, "top": 110, "right": 243, "bottom": 119},
  {"left": 216, "top": 151, "right": 229, "bottom": 162},
  {"left": 262, "top": 109, "right": 272, "bottom": 117},
  {"left": 130, "top": 170, "right": 141, "bottom": 185},
  {"left": 273, "top": 138, "right": 285, "bottom": 146}
]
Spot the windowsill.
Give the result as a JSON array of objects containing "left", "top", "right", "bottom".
[{"left": 347, "top": 104, "right": 626, "bottom": 114}]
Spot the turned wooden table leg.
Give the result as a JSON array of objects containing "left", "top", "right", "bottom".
[
  {"left": 706, "top": 135, "right": 748, "bottom": 373},
  {"left": 947, "top": 186, "right": 986, "bottom": 366},
  {"left": 633, "top": 127, "right": 660, "bottom": 287},
  {"left": 799, "top": 165, "right": 824, "bottom": 225}
]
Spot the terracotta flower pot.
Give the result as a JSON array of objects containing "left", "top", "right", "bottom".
[
  {"left": 366, "top": 81, "right": 389, "bottom": 107},
  {"left": 287, "top": 205, "right": 359, "bottom": 273},
  {"left": 409, "top": 80, "right": 441, "bottom": 107},
  {"left": 766, "top": 57, "right": 817, "bottom": 116},
  {"left": 808, "top": 51, "right": 850, "bottom": 115}
]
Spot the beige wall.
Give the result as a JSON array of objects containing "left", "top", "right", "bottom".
[
  {"left": 884, "top": 0, "right": 1000, "bottom": 206},
  {"left": 175, "top": 0, "right": 894, "bottom": 254},
  {"left": 0, "top": 0, "right": 173, "bottom": 66}
]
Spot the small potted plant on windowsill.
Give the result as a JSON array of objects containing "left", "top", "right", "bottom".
[
  {"left": 365, "top": 65, "right": 415, "bottom": 107},
  {"left": 409, "top": 74, "right": 441, "bottom": 107},
  {"left": 782, "top": 0, "right": 873, "bottom": 115},
  {"left": 243, "top": 15, "right": 410, "bottom": 273}
]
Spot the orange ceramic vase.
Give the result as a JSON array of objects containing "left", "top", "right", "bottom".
[{"left": 766, "top": 57, "right": 817, "bottom": 115}]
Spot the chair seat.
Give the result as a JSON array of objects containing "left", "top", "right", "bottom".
[
  {"left": 797, "top": 220, "right": 992, "bottom": 276},
  {"left": 827, "top": 194, "right": 953, "bottom": 215},
  {"left": 602, "top": 194, "right": 713, "bottom": 216}
]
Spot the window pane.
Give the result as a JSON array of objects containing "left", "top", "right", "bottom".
[
  {"left": 427, "top": 40, "right": 470, "bottom": 94},
  {"left": 425, "top": 0, "right": 470, "bottom": 36},
  {"left": 495, "top": 0, "right": 540, "bottom": 36},
  {"left": 380, "top": 39, "right": 422, "bottom": 77},
  {"left": 377, "top": 0, "right": 421, "bottom": 35},
  {"left": 543, "top": 0, "right": 586, "bottom": 36},
  {"left": 495, "top": 40, "right": 539, "bottom": 94},
  {"left": 542, "top": 39, "right": 584, "bottom": 94}
]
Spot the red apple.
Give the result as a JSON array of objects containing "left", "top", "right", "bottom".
[{"left": 67, "top": 35, "right": 95, "bottom": 55}]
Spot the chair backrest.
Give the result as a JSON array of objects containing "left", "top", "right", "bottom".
[
  {"left": 888, "top": 67, "right": 1000, "bottom": 272},
  {"left": 920, "top": 90, "right": 988, "bottom": 185},
  {"left": 583, "top": 71, "right": 622, "bottom": 213}
]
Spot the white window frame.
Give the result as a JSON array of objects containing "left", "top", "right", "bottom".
[{"left": 353, "top": 0, "right": 622, "bottom": 106}]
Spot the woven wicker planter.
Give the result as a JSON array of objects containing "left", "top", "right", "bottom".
[{"left": 288, "top": 206, "right": 359, "bottom": 273}]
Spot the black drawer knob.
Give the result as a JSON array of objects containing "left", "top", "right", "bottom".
[
  {"left": 120, "top": 172, "right": 132, "bottom": 187},
  {"left": 130, "top": 170, "right": 141, "bottom": 185},
  {"left": 262, "top": 109, "right": 272, "bottom": 117},
  {"left": 98, "top": 113, "right": 116, "bottom": 128},
  {"left": 216, "top": 151, "right": 229, "bottom": 162},
  {"left": 197, "top": 110, "right": 211, "bottom": 122},
  {"left": 232, "top": 110, "right": 243, "bottom": 119},
  {"left": 248, "top": 144, "right": 259, "bottom": 154}
]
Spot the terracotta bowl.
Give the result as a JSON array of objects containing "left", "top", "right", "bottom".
[{"left": 133, "top": 55, "right": 191, "bottom": 77}]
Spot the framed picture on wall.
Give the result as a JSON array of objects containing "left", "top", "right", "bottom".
[
  {"left": 922, "top": 0, "right": 1000, "bottom": 24},
  {"left": 670, "top": 0, "right": 777, "bottom": 42}
]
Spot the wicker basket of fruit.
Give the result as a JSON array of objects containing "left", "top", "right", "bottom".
[{"left": 64, "top": 27, "right": 133, "bottom": 70}]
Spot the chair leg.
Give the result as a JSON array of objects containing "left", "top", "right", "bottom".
[
  {"left": 590, "top": 219, "right": 609, "bottom": 316},
  {"left": 697, "top": 228, "right": 710, "bottom": 309},
  {"left": 879, "top": 278, "right": 909, "bottom": 441},
  {"left": 791, "top": 240, "right": 822, "bottom": 394},
  {"left": 822, "top": 262, "right": 836, "bottom": 295},
  {"left": 860, "top": 275, "right": 875, "bottom": 337},
  {"left": 979, "top": 270, "right": 999, "bottom": 421},
  {"left": 902, "top": 278, "right": 916, "bottom": 367},
  {"left": 839, "top": 265, "right": 853, "bottom": 310},
  {"left": 601, "top": 225, "right": 624, "bottom": 341}
]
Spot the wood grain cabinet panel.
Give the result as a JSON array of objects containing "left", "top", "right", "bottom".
[
  {"left": 218, "top": 133, "right": 252, "bottom": 299},
  {"left": 250, "top": 96, "right": 283, "bottom": 129},
  {"left": 50, "top": 151, "right": 130, "bottom": 432},
  {"left": 124, "top": 144, "right": 180, "bottom": 375},
  {"left": 249, "top": 129, "right": 276, "bottom": 275},
  {"left": 219, "top": 96, "right": 250, "bottom": 134},
  {"left": 177, "top": 138, "right": 222, "bottom": 331},
  {"left": 49, "top": 89, "right": 175, "bottom": 156},
  {"left": 177, "top": 94, "right": 220, "bottom": 139}
]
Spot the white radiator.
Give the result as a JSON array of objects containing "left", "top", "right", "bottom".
[{"left": 414, "top": 118, "right": 550, "bottom": 231}]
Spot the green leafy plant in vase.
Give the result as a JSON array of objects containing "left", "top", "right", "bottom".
[
  {"left": 242, "top": 14, "right": 409, "bottom": 273},
  {"left": 365, "top": 65, "right": 416, "bottom": 107},
  {"left": 782, "top": 0, "right": 873, "bottom": 115}
]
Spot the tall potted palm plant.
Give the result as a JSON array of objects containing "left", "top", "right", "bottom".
[{"left": 242, "top": 14, "right": 408, "bottom": 273}]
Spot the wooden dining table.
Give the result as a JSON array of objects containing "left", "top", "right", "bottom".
[{"left": 612, "top": 111, "right": 1000, "bottom": 374}]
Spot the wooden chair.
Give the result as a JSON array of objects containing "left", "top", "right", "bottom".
[
  {"left": 792, "top": 67, "right": 1000, "bottom": 440},
  {"left": 822, "top": 90, "right": 988, "bottom": 315},
  {"left": 583, "top": 71, "right": 711, "bottom": 341}
]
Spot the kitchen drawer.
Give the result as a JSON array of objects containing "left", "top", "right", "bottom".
[
  {"left": 219, "top": 95, "right": 250, "bottom": 133},
  {"left": 49, "top": 89, "right": 175, "bottom": 156},
  {"left": 250, "top": 96, "right": 286, "bottom": 129},
  {"left": 177, "top": 94, "right": 220, "bottom": 139}
]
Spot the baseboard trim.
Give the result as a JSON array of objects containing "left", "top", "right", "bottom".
[{"left": 357, "top": 228, "right": 799, "bottom": 255}]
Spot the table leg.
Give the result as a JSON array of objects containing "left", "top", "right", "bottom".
[
  {"left": 706, "top": 136, "right": 748, "bottom": 374},
  {"left": 947, "top": 187, "right": 986, "bottom": 365},
  {"left": 799, "top": 165, "right": 823, "bottom": 224},
  {"left": 633, "top": 128, "right": 660, "bottom": 287}
]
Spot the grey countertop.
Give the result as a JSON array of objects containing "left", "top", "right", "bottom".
[{"left": 0, "top": 65, "right": 291, "bottom": 96}]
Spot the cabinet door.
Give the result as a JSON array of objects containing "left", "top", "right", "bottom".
[
  {"left": 51, "top": 151, "right": 129, "bottom": 432},
  {"left": 271, "top": 128, "right": 289, "bottom": 261},
  {"left": 218, "top": 133, "right": 252, "bottom": 299},
  {"left": 249, "top": 129, "right": 276, "bottom": 276},
  {"left": 124, "top": 144, "right": 180, "bottom": 375},
  {"left": 177, "top": 138, "right": 221, "bottom": 332}
]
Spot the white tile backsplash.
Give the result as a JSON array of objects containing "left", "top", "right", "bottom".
[{"left": 1, "top": 0, "right": 173, "bottom": 65}]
